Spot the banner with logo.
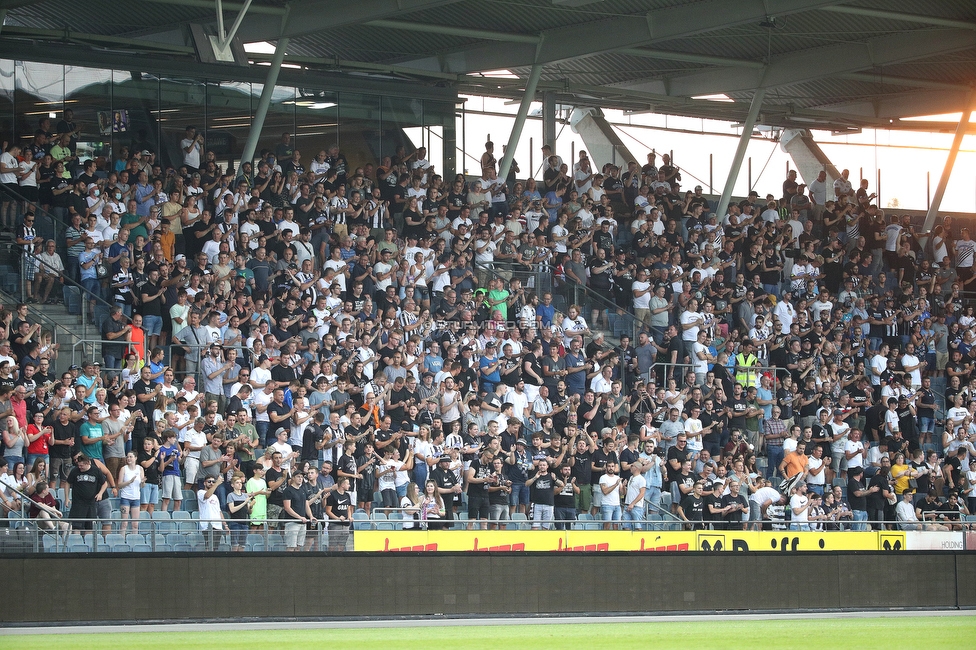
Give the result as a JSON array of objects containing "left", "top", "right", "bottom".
[{"left": 354, "top": 530, "right": 912, "bottom": 552}]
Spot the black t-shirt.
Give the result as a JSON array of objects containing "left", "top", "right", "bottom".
[
  {"left": 301, "top": 424, "right": 324, "bottom": 462},
  {"left": 722, "top": 493, "right": 749, "bottom": 524},
  {"left": 51, "top": 420, "right": 76, "bottom": 459},
  {"left": 529, "top": 471, "right": 555, "bottom": 505},
  {"left": 680, "top": 494, "right": 705, "bottom": 526},
  {"left": 282, "top": 484, "right": 309, "bottom": 519},
  {"left": 429, "top": 465, "right": 458, "bottom": 494},
  {"left": 138, "top": 448, "right": 161, "bottom": 485},
  {"left": 847, "top": 477, "right": 867, "bottom": 510},
  {"left": 867, "top": 472, "right": 889, "bottom": 510},
  {"left": 132, "top": 380, "right": 156, "bottom": 419},
  {"left": 729, "top": 397, "right": 749, "bottom": 428},
  {"left": 66, "top": 464, "right": 105, "bottom": 503},
  {"left": 140, "top": 281, "right": 163, "bottom": 316},
  {"left": 571, "top": 449, "right": 592, "bottom": 485},
  {"left": 666, "top": 446, "right": 690, "bottom": 484},
  {"left": 553, "top": 475, "right": 575, "bottom": 509},
  {"left": 267, "top": 402, "right": 292, "bottom": 432},
  {"left": 704, "top": 493, "right": 725, "bottom": 521},
  {"left": 467, "top": 458, "right": 492, "bottom": 498},
  {"left": 590, "top": 448, "right": 616, "bottom": 486},
  {"left": 266, "top": 467, "right": 287, "bottom": 506},
  {"left": 326, "top": 490, "right": 352, "bottom": 525}
]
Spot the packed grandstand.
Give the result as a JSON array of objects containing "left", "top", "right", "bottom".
[{"left": 0, "top": 120, "right": 974, "bottom": 552}]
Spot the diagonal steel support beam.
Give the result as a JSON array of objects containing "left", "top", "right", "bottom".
[
  {"left": 923, "top": 91, "right": 976, "bottom": 235},
  {"left": 716, "top": 89, "right": 765, "bottom": 220},
  {"left": 498, "top": 62, "right": 543, "bottom": 183},
  {"left": 240, "top": 37, "right": 289, "bottom": 170}
]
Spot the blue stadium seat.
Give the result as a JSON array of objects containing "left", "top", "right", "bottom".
[
  {"left": 111, "top": 544, "right": 131, "bottom": 553},
  {"left": 132, "top": 544, "right": 153, "bottom": 552}
]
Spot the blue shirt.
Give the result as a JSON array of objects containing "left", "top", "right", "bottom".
[
  {"left": 479, "top": 355, "right": 501, "bottom": 385},
  {"left": 536, "top": 303, "right": 556, "bottom": 328},
  {"left": 564, "top": 351, "right": 587, "bottom": 393},
  {"left": 424, "top": 354, "right": 444, "bottom": 375},
  {"left": 78, "top": 250, "right": 99, "bottom": 281},
  {"left": 134, "top": 182, "right": 154, "bottom": 217}
]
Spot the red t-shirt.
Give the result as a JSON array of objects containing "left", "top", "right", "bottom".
[{"left": 26, "top": 424, "right": 51, "bottom": 455}]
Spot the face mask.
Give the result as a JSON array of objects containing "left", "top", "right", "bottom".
[
  {"left": 115, "top": 193, "right": 122, "bottom": 200},
  {"left": 93, "top": 190, "right": 100, "bottom": 197}
]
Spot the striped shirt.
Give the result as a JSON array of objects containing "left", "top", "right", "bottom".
[{"left": 956, "top": 239, "right": 975, "bottom": 268}]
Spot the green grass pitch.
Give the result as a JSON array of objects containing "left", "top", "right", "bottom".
[{"left": 6, "top": 617, "right": 976, "bottom": 649}]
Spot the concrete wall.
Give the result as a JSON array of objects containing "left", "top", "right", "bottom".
[{"left": 1, "top": 552, "right": 973, "bottom": 623}]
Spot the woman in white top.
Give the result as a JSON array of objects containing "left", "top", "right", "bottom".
[
  {"left": 411, "top": 426, "right": 432, "bottom": 486},
  {"left": 117, "top": 451, "right": 145, "bottom": 534},
  {"left": 17, "top": 148, "right": 39, "bottom": 205},
  {"left": 400, "top": 482, "right": 421, "bottom": 530}
]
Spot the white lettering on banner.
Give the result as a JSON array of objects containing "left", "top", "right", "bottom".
[{"left": 904, "top": 531, "right": 965, "bottom": 551}]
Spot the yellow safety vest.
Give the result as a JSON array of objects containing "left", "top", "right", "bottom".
[{"left": 734, "top": 352, "right": 758, "bottom": 388}]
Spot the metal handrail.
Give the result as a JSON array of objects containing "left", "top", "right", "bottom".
[{"left": 3, "top": 514, "right": 961, "bottom": 554}]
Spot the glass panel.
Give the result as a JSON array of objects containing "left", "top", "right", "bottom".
[
  {"left": 380, "top": 95, "right": 424, "bottom": 167},
  {"left": 335, "top": 91, "right": 378, "bottom": 188},
  {"left": 423, "top": 99, "right": 456, "bottom": 177},
  {"left": 206, "top": 81, "right": 253, "bottom": 175},
  {"left": 294, "top": 90, "right": 338, "bottom": 186},
  {"left": 157, "top": 77, "right": 207, "bottom": 175},
  {"left": 0, "top": 60, "right": 15, "bottom": 148},
  {"left": 113, "top": 70, "right": 160, "bottom": 171},
  {"left": 61, "top": 65, "right": 114, "bottom": 170},
  {"left": 250, "top": 83, "right": 295, "bottom": 170},
  {"left": 14, "top": 61, "right": 63, "bottom": 154}
]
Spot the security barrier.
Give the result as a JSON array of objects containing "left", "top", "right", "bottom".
[{"left": 354, "top": 530, "right": 931, "bottom": 553}]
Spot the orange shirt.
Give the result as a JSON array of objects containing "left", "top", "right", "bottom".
[
  {"left": 782, "top": 451, "right": 808, "bottom": 479},
  {"left": 159, "top": 230, "right": 175, "bottom": 261},
  {"left": 129, "top": 325, "right": 146, "bottom": 362}
]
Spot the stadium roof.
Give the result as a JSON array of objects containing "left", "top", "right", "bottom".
[{"left": 2, "top": 0, "right": 975, "bottom": 131}]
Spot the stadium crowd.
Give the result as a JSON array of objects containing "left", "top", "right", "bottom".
[{"left": 1, "top": 117, "right": 976, "bottom": 551}]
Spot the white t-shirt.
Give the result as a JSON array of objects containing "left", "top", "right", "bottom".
[
  {"left": 599, "top": 473, "right": 621, "bottom": 499},
  {"left": 632, "top": 280, "right": 652, "bottom": 310},
  {"left": 680, "top": 310, "right": 701, "bottom": 342},
  {"left": 884, "top": 224, "right": 902, "bottom": 252},
  {"left": 901, "top": 353, "right": 921, "bottom": 388},
  {"left": 691, "top": 341, "right": 709, "bottom": 376},
  {"left": 790, "top": 493, "right": 809, "bottom": 523},
  {"left": 181, "top": 138, "right": 202, "bottom": 169},
  {"left": 0, "top": 152, "right": 18, "bottom": 184},
  {"left": 844, "top": 439, "right": 864, "bottom": 468},
  {"left": 829, "top": 421, "right": 850, "bottom": 454},
  {"left": 806, "top": 455, "right": 825, "bottom": 485},
  {"left": 683, "top": 418, "right": 703, "bottom": 453},
  {"left": 870, "top": 354, "right": 887, "bottom": 385}
]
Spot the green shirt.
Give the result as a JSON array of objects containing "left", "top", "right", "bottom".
[
  {"left": 233, "top": 423, "right": 259, "bottom": 462},
  {"left": 245, "top": 476, "right": 267, "bottom": 522},
  {"left": 121, "top": 211, "right": 149, "bottom": 243},
  {"left": 81, "top": 422, "right": 104, "bottom": 461},
  {"left": 488, "top": 288, "right": 510, "bottom": 320}
]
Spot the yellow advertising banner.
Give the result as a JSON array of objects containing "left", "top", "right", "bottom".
[{"left": 353, "top": 530, "right": 907, "bottom": 553}]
